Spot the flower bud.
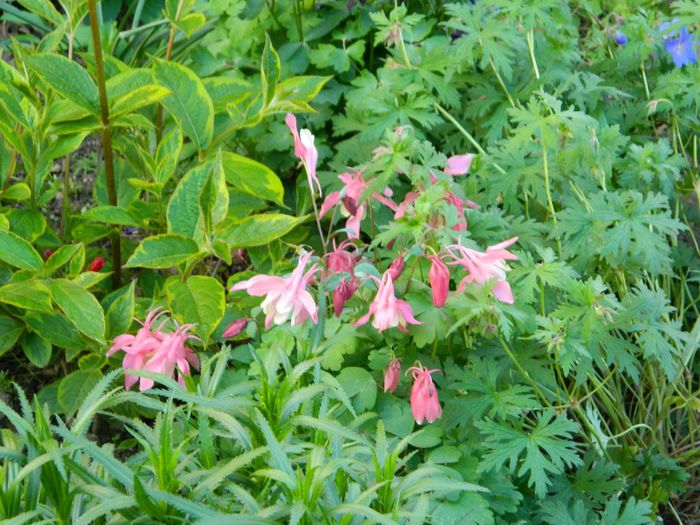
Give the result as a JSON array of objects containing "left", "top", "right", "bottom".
[
  {"left": 387, "top": 255, "right": 405, "bottom": 281},
  {"left": 88, "top": 256, "right": 105, "bottom": 272},
  {"left": 428, "top": 255, "right": 450, "bottom": 307},
  {"left": 222, "top": 318, "right": 249, "bottom": 338},
  {"left": 383, "top": 358, "right": 401, "bottom": 393}
]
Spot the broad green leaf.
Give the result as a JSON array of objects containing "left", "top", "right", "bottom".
[
  {"left": 111, "top": 84, "right": 171, "bottom": 118},
  {"left": 155, "top": 127, "right": 183, "bottom": 185},
  {"left": 106, "top": 280, "right": 136, "bottom": 339},
  {"left": 1, "top": 182, "right": 31, "bottom": 201},
  {"left": 336, "top": 367, "right": 377, "bottom": 412},
  {"left": 272, "top": 75, "right": 332, "bottom": 107},
  {"left": 166, "top": 159, "right": 223, "bottom": 242},
  {"left": 204, "top": 77, "right": 254, "bottom": 113},
  {"left": 24, "top": 312, "right": 85, "bottom": 350},
  {"left": 44, "top": 244, "right": 83, "bottom": 274},
  {"left": 0, "top": 230, "right": 43, "bottom": 270},
  {"left": 0, "top": 83, "right": 29, "bottom": 127},
  {"left": 21, "top": 331, "right": 52, "bottom": 367},
  {"left": 25, "top": 53, "right": 99, "bottom": 114},
  {"left": 176, "top": 12, "right": 205, "bottom": 37},
  {"left": 83, "top": 205, "right": 140, "bottom": 226},
  {"left": 222, "top": 152, "right": 284, "bottom": 205},
  {"left": 261, "top": 34, "right": 281, "bottom": 108},
  {"left": 154, "top": 59, "right": 213, "bottom": 150},
  {"left": 0, "top": 280, "right": 53, "bottom": 311},
  {"left": 217, "top": 214, "right": 308, "bottom": 248},
  {"left": 0, "top": 316, "right": 23, "bottom": 355},
  {"left": 106, "top": 68, "right": 153, "bottom": 100},
  {"left": 165, "top": 275, "right": 225, "bottom": 343},
  {"left": 124, "top": 234, "right": 199, "bottom": 269},
  {"left": 200, "top": 155, "right": 228, "bottom": 231},
  {"left": 50, "top": 279, "right": 106, "bottom": 345},
  {"left": 58, "top": 370, "right": 101, "bottom": 416},
  {"left": 6, "top": 209, "right": 46, "bottom": 242},
  {"left": 16, "top": 0, "right": 63, "bottom": 26}
]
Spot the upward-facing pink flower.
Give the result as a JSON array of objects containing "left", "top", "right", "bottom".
[
  {"left": 231, "top": 251, "right": 319, "bottom": 328},
  {"left": 407, "top": 366, "right": 442, "bottom": 424},
  {"left": 286, "top": 113, "right": 321, "bottom": 198},
  {"left": 446, "top": 237, "right": 518, "bottom": 304},
  {"left": 354, "top": 272, "right": 421, "bottom": 332},
  {"left": 107, "top": 308, "right": 199, "bottom": 391}
]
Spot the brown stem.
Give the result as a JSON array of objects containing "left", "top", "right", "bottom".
[{"left": 88, "top": 0, "right": 121, "bottom": 288}]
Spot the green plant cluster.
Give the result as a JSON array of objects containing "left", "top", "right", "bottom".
[{"left": 0, "top": 0, "right": 699, "bottom": 523}]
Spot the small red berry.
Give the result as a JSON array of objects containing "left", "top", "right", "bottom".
[{"left": 88, "top": 256, "right": 105, "bottom": 272}]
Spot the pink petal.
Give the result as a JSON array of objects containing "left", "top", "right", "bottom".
[
  {"left": 320, "top": 191, "right": 341, "bottom": 217},
  {"left": 444, "top": 154, "right": 473, "bottom": 176},
  {"left": 492, "top": 280, "right": 514, "bottom": 304}
]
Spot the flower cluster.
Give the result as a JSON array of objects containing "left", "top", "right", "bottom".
[{"left": 107, "top": 307, "right": 199, "bottom": 391}]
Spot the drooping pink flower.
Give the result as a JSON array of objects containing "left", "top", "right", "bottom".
[
  {"left": 285, "top": 113, "right": 321, "bottom": 198},
  {"left": 445, "top": 237, "right": 518, "bottom": 304},
  {"left": 428, "top": 255, "right": 450, "bottom": 307},
  {"left": 231, "top": 251, "right": 320, "bottom": 328},
  {"left": 354, "top": 272, "right": 421, "bottom": 332},
  {"left": 107, "top": 308, "right": 199, "bottom": 391},
  {"left": 333, "top": 279, "right": 358, "bottom": 316},
  {"left": 88, "top": 256, "right": 105, "bottom": 272},
  {"left": 320, "top": 171, "right": 369, "bottom": 238},
  {"left": 387, "top": 255, "right": 405, "bottom": 281},
  {"left": 444, "top": 154, "right": 474, "bottom": 176},
  {"left": 222, "top": 318, "right": 249, "bottom": 338},
  {"left": 373, "top": 190, "right": 420, "bottom": 219},
  {"left": 138, "top": 323, "right": 200, "bottom": 391},
  {"left": 407, "top": 366, "right": 442, "bottom": 424}
]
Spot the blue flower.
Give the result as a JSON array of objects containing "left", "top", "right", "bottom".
[
  {"left": 664, "top": 27, "right": 697, "bottom": 68},
  {"left": 614, "top": 31, "right": 627, "bottom": 45}
]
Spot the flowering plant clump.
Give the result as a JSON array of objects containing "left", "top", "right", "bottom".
[{"left": 1, "top": 1, "right": 699, "bottom": 523}]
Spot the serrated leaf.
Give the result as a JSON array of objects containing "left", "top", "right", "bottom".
[
  {"left": 0, "top": 230, "right": 43, "bottom": 270},
  {"left": 25, "top": 53, "right": 99, "bottom": 114},
  {"left": 217, "top": 213, "right": 308, "bottom": 248},
  {"left": 221, "top": 152, "right": 283, "bottom": 205},
  {"left": 165, "top": 275, "right": 225, "bottom": 344}
]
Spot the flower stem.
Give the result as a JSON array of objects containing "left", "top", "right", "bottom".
[{"left": 89, "top": 0, "right": 121, "bottom": 288}]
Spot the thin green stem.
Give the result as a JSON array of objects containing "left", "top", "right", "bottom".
[
  {"left": 88, "top": 0, "right": 121, "bottom": 288},
  {"left": 526, "top": 30, "right": 540, "bottom": 80},
  {"left": 541, "top": 141, "right": 561, "bottom": 255},
  {"left": 498, "top": 336, "right": 550, "bottom": 407},
  {"left": 61, "top": 33, "right": 75, "bottom": 242}
]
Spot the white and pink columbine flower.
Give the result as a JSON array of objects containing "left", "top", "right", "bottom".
[
  {"left": 231, "top": 251, "right": 320, "bottom": 329},
  {"left": 354, "top": 271, "right": 421, "bottom": 332},
  {"left": 445, "top": 237, "right": 518, "bottom": 304},
  {"left": 286, "top": 113, "right": 321, "bottom": 198}
]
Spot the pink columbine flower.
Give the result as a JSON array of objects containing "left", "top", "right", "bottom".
[
  {"left": 444, "top": 154, "right": 474, "bottom": 176},
  {"left": 373, "top": 190, "right": 420, "bottom": 219},
  {"left": 384, "top": 358, "right": 402, "bottom": 393},
  {"left": 407, "top": 366, "right": 442, "bottom": 424},
  {"left": 231, "top": 251, "right": 319, "bottom": 328},
  {"left": 286, "top": 113, "right": 321, "bottom": 198},
  {"left": 325, "top": 241, "right": 360, "bottom": 316},
  {"left": 222, "top": 318, "right": 249, "bottom": 338},
  {"left": 428, "top": 255, "right": 450, "bottom": 307},
  {"left": 445, "top": 237, "right": 518, "bottom": 304},
  {"left": 107, "top": 308, "right": 199, "bottom": 391},
  {"left": 354, "top": 272, "right": 421, "bottom": 332},
  {"left": 320, "top": 171, "right": 369, "bottom": 239}
]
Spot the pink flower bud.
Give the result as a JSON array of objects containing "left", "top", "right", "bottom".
[
  {"left": 88, "top": 256, "right": 105, "bottom": 272},
  {"left": 222, "top": 318, "right": 249, "bottom": 338},
  {"left": 383, "top": 358, "right": 401, "bottom": 393},
  {"left": 387, "top": 255, "right": 405, "bottom": 281},
  {"left": 332, "top": 279, "right": 358, "bottom": 317},
  {"left": 428, "top": 255, "right": 450, "bottom": 307},
  {"left": 407, "top": 366, "right": 442, "bottom": 424}
]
